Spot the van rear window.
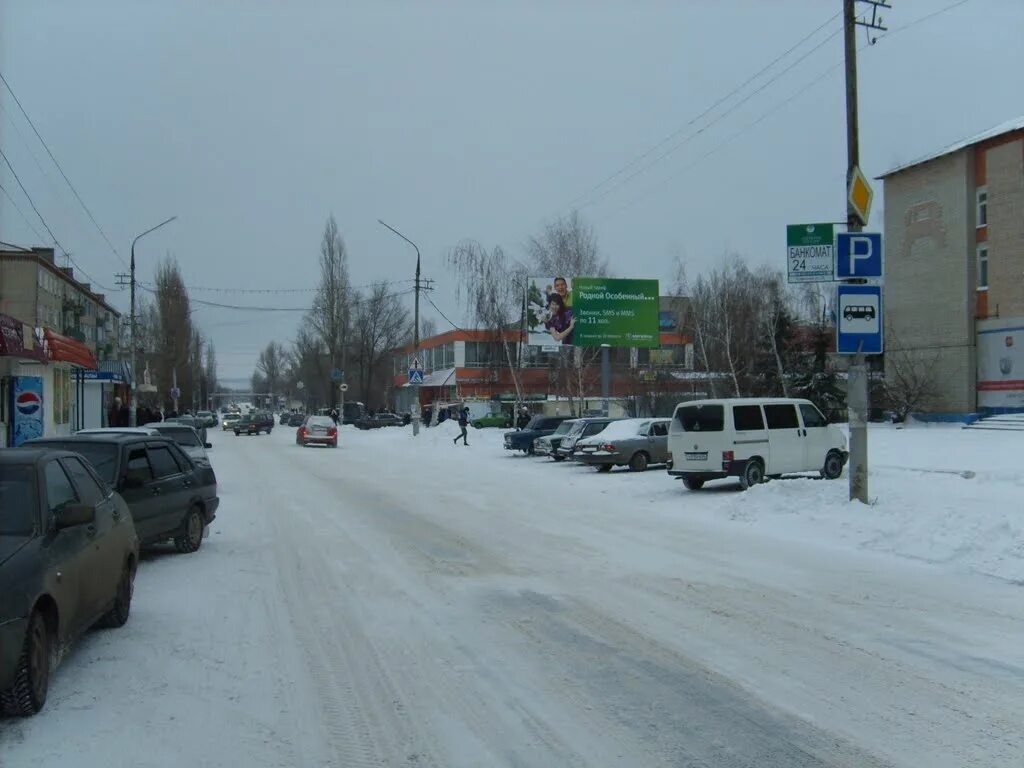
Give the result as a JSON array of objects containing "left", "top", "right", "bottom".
[{"left": 676, "top": 405, "right": 723, "bottom": 432}]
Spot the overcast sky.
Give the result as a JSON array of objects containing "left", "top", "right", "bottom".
[{"left": 2, "top": 0, "right": 1022, "bottom": 381}]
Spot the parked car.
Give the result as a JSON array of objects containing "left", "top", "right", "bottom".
[
  {"left": 0, "top": 448, "right": 139, "bottom": 716},
  {"left": 355, "top": 412, "right": 403, "bottom": 430},
  {"left": 25, "top": 433, "right": 218, "bottom": 552},
  {"left": 555, "top": 417, "right": 620, "bottom": 460},
  {"left": 76, "top": 427, "right": 160, "bottom": 436},
  {"left": 287, "top": 412, "right": 306, "bottom": 427},
  {"left": 149, "top": 423, "right": 213, "bottom": 468},
  {"left": 165, "top": 415, "right": 208, "bottom": 444},
  {"left": 472, "top": 413, "right": 511, "bottom": 429},
  {"left": 296, "top": 415, "right": 338, "bottom": 448},
  {"left": 234, "top": 412, "right": 273, "bottom": 435},
  {"left": 196, "top": 411, "right": 218, "bottom": 428},
  {"left": 503, "top": 416, "right": 570, "bottom": 455},
  {"left": 533, "top": 419, "right": 579, "bottom": 460},
  {"left": 667, "top": 398, "right": 849, "bottom": 490},
  {"left": 574, "top": 418, "right": 671, "bottom": 472},
  {"left": 221, "top": 412, "right": 242, "bottom": 431}
]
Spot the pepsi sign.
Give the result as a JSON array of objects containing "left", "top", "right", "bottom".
[{"left": 11, "top": 376, "right": 44, "bottom": 446}]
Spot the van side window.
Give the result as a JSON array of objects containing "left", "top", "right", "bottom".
[
  {"left": 676, "top": 405, "right": 724, "bottom": 432},
  {"left": 732, "top": 405, "right": 765, "bottom": 431},
  {"left": 764, "top": 404, "right": 800, "bottom": 430},
  {"left": 799, "top": 404, "right": 828, "bottom": 428}
]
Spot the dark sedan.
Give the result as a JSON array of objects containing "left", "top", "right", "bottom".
[
  {"left": 0, "top": 449, "right": 139, "bottom": 716},
  {"left": 502, "top": 416, "right": 569, "bottom": 455},
  {"left": 234, "top": 412, "right": 273, "bottom": 435},
  {"left": 287, "top": 412, "right": 306, "bottom": 427},
  {"left": 25, "top": 434, "right": 218, "bottom": 553},
  {"left": 355, "top": 412, "right": 404, "bottom": 430}
]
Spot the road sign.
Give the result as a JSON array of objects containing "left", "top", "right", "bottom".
[
  {"left": 408, "top": 369, "right": 424, "bottom": 385},
  {"left": 848, "top": 165, "right": 874, "bottom": 226},
  {"left": 786, "top": 223, "right": 835, "bottom": 283},
  {"left": 835, "top": 232, "right": 883, "bottom": 280},
  {"left": 169, "top": 386, "right": 181, "bottom": 399},
  {"left": 330, "top": 368, "right": 344, "bottom": 382},
  {"left": 339, "top": 383, "right": 349, "bottom": 392},
  {"left": 411, "top": 357, "right": 421, "bottom": 370},
  {"left": 837, "top": 284, "right": 883, "bottom": 354}
]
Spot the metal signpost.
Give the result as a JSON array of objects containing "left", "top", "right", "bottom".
[{"left": 787, "top": 223, "right": 836, "bottom": 283}]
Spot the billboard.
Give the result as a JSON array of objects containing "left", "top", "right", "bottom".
[
  {"left": 11, "top": 376, "right": 44, "bottom": 447},
  {"left": 526, "top": 276, "right": 660, "bottom": 348},
  {"left": 977, "top": 318, "right": 1024, "bottom": 409}
]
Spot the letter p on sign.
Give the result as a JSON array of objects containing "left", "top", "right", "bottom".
[{"left": 835, "top": 232, "right": 883, "bottom": 280}]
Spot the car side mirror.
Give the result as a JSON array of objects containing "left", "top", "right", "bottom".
[
  {"left": 204, "top": 442, "right": 213, "bottom": 449},
  {"left": 54, "top": 502, "right": 95, "bottom": 529}
]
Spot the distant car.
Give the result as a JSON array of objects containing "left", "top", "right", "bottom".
[
  {"left": 573, "top": 418, "right": 671, "bottom": 472},
  {"left": 287, "top": 412, "right": 306, "bottom": 427},
  {"left": 533, "top": 419, "right": 579, "bottom": 461},
  {"left": 555, "top": 417, "right": 620, "bottom": 460},
  {"left": 297, "top": 415, "right": 338, "bottom": 448},
  {"left": 25, "top": 433, "right": 218, "bottom": 553},
  {"left": 194, "top": 411, "right": 216, "bottom": 428},
  {"left": 234, "top": 412, "right": 273, "bottom": 435},
  {"left": 0, "top": 449, "right": 139, "bottom": 717},
  {"left": 279, "top": 412, "right": 291, "bottom": 425},
  {"left": 355, "top": 412, "right": 403, "bottom": 430},
  {"left": 472, "top": 413, "right": 512, "bottom": 429},
  {"left": 149, "top": 423, "right": 213, "bottom": 468},
  {"left": 221, "top": 412, "right": 242, "bottom": 431},
  {"left": 503, "top": 416, "right": 570, "bottom": 455}
]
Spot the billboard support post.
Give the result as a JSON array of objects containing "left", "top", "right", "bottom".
[{"left": 601, "top": 344, "right": 610, "bottom": 417}]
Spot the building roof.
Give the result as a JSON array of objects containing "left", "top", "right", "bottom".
[{"left": 878, "top": 115, "right": 1024, "bottom": 179}]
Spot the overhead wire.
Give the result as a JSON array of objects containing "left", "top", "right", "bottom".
[
  {"left": 0, "top": 180, "right": 47, "bottom": 243},
  {"left": 424, "top": 294, "right": 466, "bottom": 333},
  {"left": 0, "top": 68, "right": 127, "bottom": 268},
  {"left": 561, "top": 10, "right": 843, "bottom": 213}
]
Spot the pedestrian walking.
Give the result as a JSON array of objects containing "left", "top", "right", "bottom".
[
  {"left": 330, "top": 408, "right": 339, "bottom": 427},
  {"left": 453, "top": 407, "right": 470, "bottom": 446}
]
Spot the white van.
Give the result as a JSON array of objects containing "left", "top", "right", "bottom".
[{"left": 667, "top": 398, "right": 848, "bottom": 490}]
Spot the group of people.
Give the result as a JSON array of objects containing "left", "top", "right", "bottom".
[{"left": 105, "top": 396, "right": 180, "bottom": 428}]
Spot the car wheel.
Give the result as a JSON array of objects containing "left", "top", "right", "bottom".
[
  {"left": 681, "top": 475, "right": 704, "bottom": 491},
  {"left": 597, "top": 464, "right": 613, "bottom": 473},
  {"left": 821, "top": 450, "right": 844, "bottom": 480},
  {"left": 234, "top": 431, "right": 240, "bottom": 436},
  {"left": 739, "top": 459, "right": 765, "bottom": 490},
  {"left": 174, "top": 506, "right": 204, "bottom": 554},
  {"left": 553, "top": 455, "right": 565, "bottom": 462},
  {"left": 0, "top": 609, "right": 50, "bottom": 717},
  {"left": 628, "top": 452, "right": 649, "bottom": 472},
  {"left": 98, "top": 562, "right": 134, "bottom": 629}
]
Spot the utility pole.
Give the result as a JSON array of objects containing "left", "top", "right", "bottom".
[
  {"left": 378, "top": 219, "right": 423, "bottom": 436},
  {"left": 843, "top": 0, "right": 888, "bottom": 503},
  {"left": 127, "top": 216, "right": 177, "bottom": 426}
]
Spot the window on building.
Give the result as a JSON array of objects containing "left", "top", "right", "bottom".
[
  {"left": 977, "top": 244, "right": 989, "bottom": 290},
  {"left": 976, "top": 188, "right": 988, "bottom": 227}
]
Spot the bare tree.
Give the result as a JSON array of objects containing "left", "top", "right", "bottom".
[
  {"left": 152, "top": 258, "right": 197, "bottom": 411},
  {"left": 882, "top": 328, "right": 943, "bottom": 420},
  {"left": 351, "top": 282, "right": 411, "bottom": 404},
  {"left": 526, "top": 210, "right": 606, "bottom": 277},
  {"left": 255, "top": 341, "right": 287, "bottom": 399},
  {"left": 309, "top": 215, "right": 352, "bottom": 407},
  {"left": 204, "top": 341, "right": 218, "bottom": 405},
  {"left": 757, "top": 267, "right": 794, "bottom": 397},
  {"left": 448, "top": 240, "right": 529, "bottom": 402},
  {"left": 420, "top": 317, "right": 438, "bottom": 342}
]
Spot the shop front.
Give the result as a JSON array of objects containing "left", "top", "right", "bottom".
[{"left": 0, "top": 313, "right": 48, "bottom": 447}]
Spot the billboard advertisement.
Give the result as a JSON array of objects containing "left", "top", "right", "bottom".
[
  {"left": 11, "top": 376, "right": 44, "bottom": 447},
  {"left": 977, "top": 318, "right": 1024, "bottom": 409},
  {"left": 526, "top": 277, "right": 660, "bottom": 349}
]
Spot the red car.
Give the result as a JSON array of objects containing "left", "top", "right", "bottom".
[{"left": 296, "top": 415, "right": 338, "bottom": 448}]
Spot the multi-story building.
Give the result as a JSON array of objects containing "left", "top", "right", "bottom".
[
  {"left": 879, "top": 116, "right": 1024, "bottom": 415},
  {"left": 0, "top": 246, "right": 128, "bottom": 444}
]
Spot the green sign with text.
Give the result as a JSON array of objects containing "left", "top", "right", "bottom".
[{"left": 573, "top": 277, "right": 660, "bottom": 348}]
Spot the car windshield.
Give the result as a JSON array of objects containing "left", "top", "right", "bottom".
[
  {"left": 307, "top": 417, "right": 333, "bottom": 427},
  {"left": 0, "top": 464, "right": 37, "bottom": 535},
  {"left": 552, "top": 421, "right": 575, "bottom": 436},
  {"left": 155, "top": 427, "right": 201, "bottom": 447}
]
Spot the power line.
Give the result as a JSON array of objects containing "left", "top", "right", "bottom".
[
  {"left": 424, "top": 294, "right": 466, "bottom": 333},
  {"left": 139, "top": 283, "right": 416, "bottom": 312},
  {"left": 0, "top": 179, "right": 47, "bottom": 243},
  {"left": 177, "top": 278, "right": 417, "bottom": 295},
  {"left": 562, "top": 11, "right": 843, "bottom": 213},
  {"left": 882, "top": 0, "right": 971, "bottom": 39},
  {"left": 0, "top": 68, "right": 127, "bottom": 268}
]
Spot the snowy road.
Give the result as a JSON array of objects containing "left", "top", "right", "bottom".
[{"left": 2, "top": 422, "right": 1022, "bottom": 767}]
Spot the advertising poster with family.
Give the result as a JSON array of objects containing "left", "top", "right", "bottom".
[{"left": 526, "top": 276, "right": 661, "bottom": 350}]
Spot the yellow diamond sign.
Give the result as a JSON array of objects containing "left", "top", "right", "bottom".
[{"left": 848, "top": 165, "right": 874, "bottom": 226}]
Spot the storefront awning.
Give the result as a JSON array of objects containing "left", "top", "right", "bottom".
[
  {"left": 44, "top": 328, "right": 97, "bottom": 369},
  {"left": 0, "top": 313, "right": 47, "bottom": 362}
]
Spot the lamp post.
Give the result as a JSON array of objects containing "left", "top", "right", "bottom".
[
  {"left": 128, "top": 215, "right": 177, "bottom": 426},
  {"left": 377, "top": 219, "right": 423, "bottom": 437}
]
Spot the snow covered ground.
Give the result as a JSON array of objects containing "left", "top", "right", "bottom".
[{"left": 1, "top": 420, "right": 1022, "bottom": 767}]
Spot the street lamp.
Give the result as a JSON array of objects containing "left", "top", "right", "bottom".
[
  {"left": 377, "top": 219, "right": 423, "bottom": 437},
  {"left": 128, "top": 215, "right": 177, "bottom": 426}
]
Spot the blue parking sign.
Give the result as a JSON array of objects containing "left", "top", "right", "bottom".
[
  {"left": 835, "top": 232, "right": 883, "bottom": 280},
  {"left": 837, "top": 284, "right": 883, "bottom": 354}
]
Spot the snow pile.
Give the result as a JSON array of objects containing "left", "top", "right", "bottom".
[{"left": 579, "top": 418, "right": 647, "bottom": 443}]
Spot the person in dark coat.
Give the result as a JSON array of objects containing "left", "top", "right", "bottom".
[
  {"left": 516, "top": 407, "right": 531, "bottom": 430},
  {"left": 453, "top": 407, "right": 470, "bottom": 446}
]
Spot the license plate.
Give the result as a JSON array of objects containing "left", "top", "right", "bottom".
[{"left": 684, "top": 451, "right": 708, "bottom": 461}]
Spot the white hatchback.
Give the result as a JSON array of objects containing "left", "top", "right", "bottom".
[{"left": 667, "top": 398, "right": 848, "bottom": 490}]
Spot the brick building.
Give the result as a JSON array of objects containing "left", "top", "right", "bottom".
[{"left": 879, "top": 116, "right": 1024, "bottom": 415}]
